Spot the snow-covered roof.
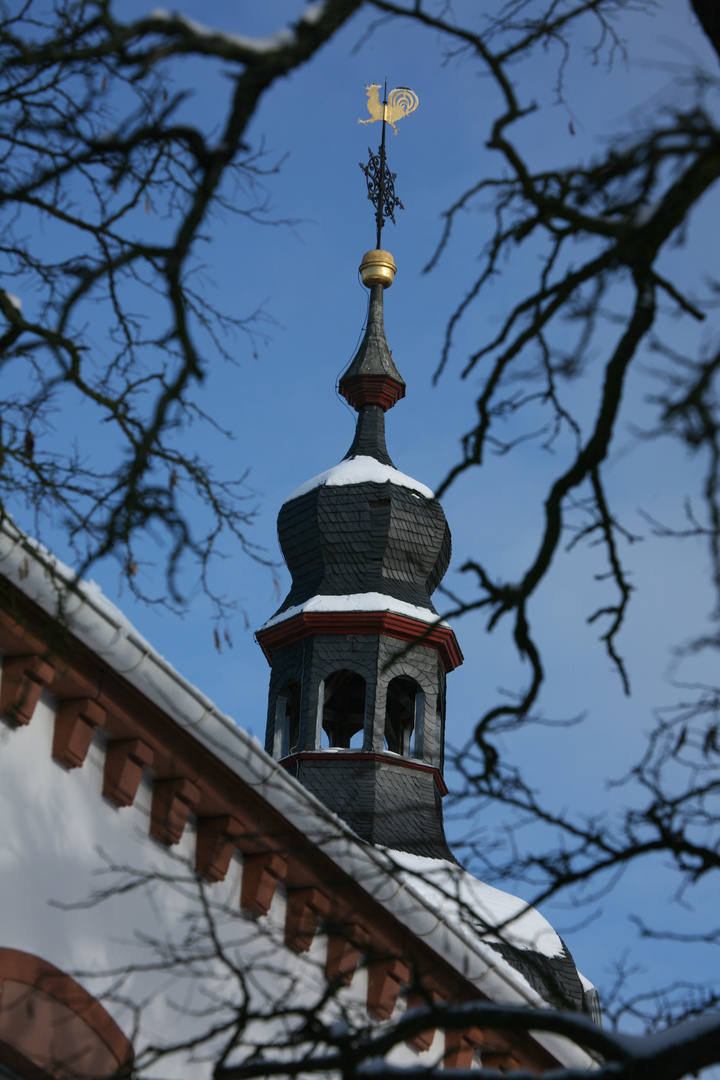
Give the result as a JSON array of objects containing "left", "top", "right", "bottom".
[
  {"left": 0, "top": 518, "right": 594, "bottom": 1070},
  {"left": 383, "top": 850, "right": 564, "bottom": 960},
  {"left": 258, "top": 592, "right": 446, "bottom": 632},
  {"left": 285, "top": 455, "right": 434, "bottom": 503}
]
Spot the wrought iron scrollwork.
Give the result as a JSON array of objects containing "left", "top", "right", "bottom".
[{"left": 360, "top": 145, "right": 404, "bottom": 250}]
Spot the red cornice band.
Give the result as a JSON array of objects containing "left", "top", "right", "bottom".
[
  {"left": 256, "top": 609, "right": 463, "bottom": 672},
  {"left": 340, "top": 374, "right": 406, "bottom": 412}
]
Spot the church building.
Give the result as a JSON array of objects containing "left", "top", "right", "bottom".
[{"left": 0, "top": 245, "right": 598, "bottom": 1079}]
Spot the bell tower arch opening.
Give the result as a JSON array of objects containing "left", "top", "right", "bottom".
[
  {"left": 274, "top": 680, "right": 301, "bottom": 759},
  {"left": 321, "top": 669, "right": 366, "bottom": 748},
  {"left": 384, "top": 675, "right": 424, "bottom": 757}
]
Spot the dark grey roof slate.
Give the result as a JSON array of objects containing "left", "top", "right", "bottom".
[
  {"left": 339, "top": 283, "right": 405, "bottom": 388},
  {"left": 486, "top": 939, "right": 586, "bottom": 1013},
  {"left": 343, "top": 405, "right": 393, "bottom": 465},
  {"left": 294, "top": 755, "right": 455, "bottom": 861},
  {"left": 275, "top": 480, "right": 451, "bottom": 618}
]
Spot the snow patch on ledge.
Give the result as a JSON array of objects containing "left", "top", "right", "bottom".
[
  {"left": 382, "top": 850, "right": 566, "bottom": 959},
  {"left": 285, "top": 455, "right": 434, "bottom": 503},
  {"left": 259, "top": 592, "right": 445, "bottom": 632}
]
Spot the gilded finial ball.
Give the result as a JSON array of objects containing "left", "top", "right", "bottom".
[{"left": 359, "top": 249, "right": 397, "bottom": 288}]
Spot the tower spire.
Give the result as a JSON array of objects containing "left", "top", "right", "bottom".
[
  {"left": 338, "top": 269, "right": 405, "bottom": 414},
  {"left": 256, "top": 232, "right": 462, "bottom": 856},
  {"left": 255, "top": 89, "right": 461, "bottom": 859}
]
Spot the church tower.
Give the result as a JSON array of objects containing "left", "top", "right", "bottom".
[{"left": 256, "top": 248, "right": 462, "bottom": 860}]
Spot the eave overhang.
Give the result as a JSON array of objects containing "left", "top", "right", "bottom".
[{"left": 255, "top": 609, "right": 463, "bottom": 672}]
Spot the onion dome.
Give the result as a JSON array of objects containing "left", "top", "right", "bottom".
[
  {"left": 272, "top": 415, "right": 450, "bottom": 625},
  {"left": 270, "top": 259, "right": 448, "bottom": 626}
]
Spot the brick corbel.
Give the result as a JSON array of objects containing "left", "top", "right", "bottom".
[
  {"left": 150, "top": 777, "right": 201, "bottom": 845},
  {"left": 52, "top": 698, "right": 106, "bottom": 769},
  {"left": 406, "top": 988, "right": 444, "bottom": 1053},
  {"left": 367, "top": 957, "right": 411, "bottom": 1021},
  {"left": 0, "top": 654, "right": 55, "bottom": 726},
  {"left": 326, "top": 923, "right": 370, "bottom": 986},
  {"left": 444, "top": 1026, "right": 484, "bottom": 1069},
  {"left": 195, "top": 815, "right": 244, "bottom": 882},
  {"left": 103, "top": 738, "right": 154, "bottom": 807},
  {"left": 240, "top": 851, "right": 288, "bottom": 918},
  {"left": 285, "top": 887, "right": 332, "bottom": 953}
]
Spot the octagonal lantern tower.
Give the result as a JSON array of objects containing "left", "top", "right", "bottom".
[{"left": 256, "top": 250, "right": 462, "bottom": 860}]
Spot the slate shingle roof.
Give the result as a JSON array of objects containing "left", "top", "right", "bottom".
[
  {"left": 487, "top": 940, "right": 586, "bottom": 1012},
  {"left": 275, "top": 478, "right": 451, "bottom": 619},
  {"left": 339, "top": 285, "right": 405, "bottom": 387}
]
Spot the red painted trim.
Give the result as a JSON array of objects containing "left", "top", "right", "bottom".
[
  {"left": 339, "top": 374, "right": 405, "bottom": 412},
  {"left": 256, "top": 610, "right": 463, "bottom": 672},
  {"left": 0, "top": 948, "right": 133, "bottom": 1068},
  {"left": 280, "top": 750, "right": 449, "bottom": 797}
]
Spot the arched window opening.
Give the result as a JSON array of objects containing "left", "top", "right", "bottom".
[
  {"left": 384, "top": 676, "right": 421, "bottom": 757},
  {"left": 322, "top": 670, "right": 366, "bottom": 748},
  {"left": 279, "top": 680, "right": 301, "bottom": 757},
  {"left": 0, "top": 949, "right": 132, "bottom": 1080}
]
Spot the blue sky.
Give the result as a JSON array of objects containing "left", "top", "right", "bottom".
[{"left": 11, "top": 1, "right": 720, "bottom": 1030}]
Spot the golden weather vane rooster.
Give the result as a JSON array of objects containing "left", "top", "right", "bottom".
[
  {"left": 358, "top": 82, "right": 418, "bottom": 249},
  {"left": 359, "top": 83, "right": 419, "bottom": 135}
]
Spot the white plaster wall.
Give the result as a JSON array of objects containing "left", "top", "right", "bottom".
[{"left": 0, "top": 688, "right": 441, "bottom": 1076}]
